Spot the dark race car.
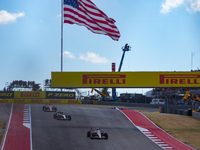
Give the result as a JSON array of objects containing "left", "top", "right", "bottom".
[
  {"left": 87, "top": 128, "right": 108, "bottom": 139},
  {"left": 43, "top": 104, "right": 57, "bottom": 112},
  {"left": 53, "top": 112, "right": 72, "bottom": 121}
]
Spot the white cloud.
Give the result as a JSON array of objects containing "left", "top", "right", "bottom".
[
  {"left": 161, "top": 0, "right": 184, "bottom": 14},
  {"left": 160, "top": 0, "right": 200, "bottom": 14},
  {"left": 187, "top": 0, "right": 200, "bottom": 12},
  {"left": 63, "top": 51, "right": 75, "bottom": 59},
  {"left": 79, "top": 52, "right": 110, "bottom": 64},
  {"left": 0, "top": 10, "right": 25, "bottom": 24}
]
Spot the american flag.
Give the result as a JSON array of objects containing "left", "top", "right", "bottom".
[{"left": 63, "top": 0, "right": 120, "bottom": 41}]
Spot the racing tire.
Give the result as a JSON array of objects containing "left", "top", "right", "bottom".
[
  {"left": 53, "top": 114, "right": 57, "bottom": 119},
  {"left": 90, "top": 133, "right": 95, "bottom": 139},
  {"left": 87, "top": 131, "right": 90, "bottom": 137},
  {"left": 68, "top": 115, "right": 72, "bottom": 121},
  {"left": 104, "top": 133, "right": 108, "bottom": 139}
]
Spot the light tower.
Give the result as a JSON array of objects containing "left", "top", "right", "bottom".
[
  {"left": 118, "top": 43, "right": 131, "bottom": 72},
  {"left": 112, "top": 43, "right": 131, "bottom": 101}
]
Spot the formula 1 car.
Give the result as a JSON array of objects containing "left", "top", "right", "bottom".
[
  {"left": 87, "top": 128, "right": 108, "bottom": 139},
  {"left": 43, "top": 104, "right": 57, "bottom": 112},
  {"left": 53, "top": 112, "right": 72, "bottom": 120}
]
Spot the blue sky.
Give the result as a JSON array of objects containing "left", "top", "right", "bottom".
[{"left": 0, "top": 0, "right": 200, "bottom": 96}]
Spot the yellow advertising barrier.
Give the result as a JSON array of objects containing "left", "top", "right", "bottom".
[
  {"left": 0, "top": 99, "right": 82, "bottom": 104},
  {"left": 51, "top": 71, "right": 200, "bottom": 88},
  {"left": 14, "top": 91, "right": 46, "bottom": 99}
]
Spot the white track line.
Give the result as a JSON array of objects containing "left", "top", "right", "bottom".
[{"left": 23, "top": 104, "right": 30, "bottom": 129}]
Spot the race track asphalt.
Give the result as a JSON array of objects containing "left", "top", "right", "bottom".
[
  {"left": 31, "top": 104, "right": 162, "bottom": 150},
  {"left": 0, "top": 104, "right": 11, "bottom": 122}
]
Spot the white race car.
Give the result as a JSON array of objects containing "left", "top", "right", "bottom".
[
  {"left": 43, "top": 104, "right": 57, "bottom": 112},
  {"left": 87, "top": 128, "right": 108, "bottom": 139},
  {"left": 53, "top": 112, "right": 72, "bottom": 120}
]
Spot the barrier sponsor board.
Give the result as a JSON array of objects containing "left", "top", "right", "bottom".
[
  {"left": 0, "top": 91, "right": 76, "bottom": 99},
  {"left": 0, "top": 99, "right": 81, "bottom": 104},
  {"left": 0, "top": 99, "right": 11, "bottom": 103},
  {"left": 14, "top": 91, "right": 46, "bottom": 99},
  {"left": 0, "top": 91, "right": 14, "bottom": 99},
  {"left": 51, "top": 72, "right": 200, "bottom": 88},
  {"left": 46, "top": 91, "right": 75, "bottom": 99}
]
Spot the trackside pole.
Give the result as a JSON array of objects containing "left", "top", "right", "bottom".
[
  {"left": 61, "top": 0, "right": 63, "bottom": 72},
  {"left": 112, "top": 63, "right": 117, "bottom": 101},
  {"left": 61, "top": 0, "right": 64, "bottom": 92}
]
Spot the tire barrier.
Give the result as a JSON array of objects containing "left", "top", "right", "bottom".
[{"left": 193, "top": 112, "right": 200, "bottom": 119}]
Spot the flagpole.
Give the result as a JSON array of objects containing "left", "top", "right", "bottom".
[
  {"left": 61, "top": 0, "right": 63, "bottom": 92},
  {"left": 61, "top": 0, "right": 63, "bottom": 72}
]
